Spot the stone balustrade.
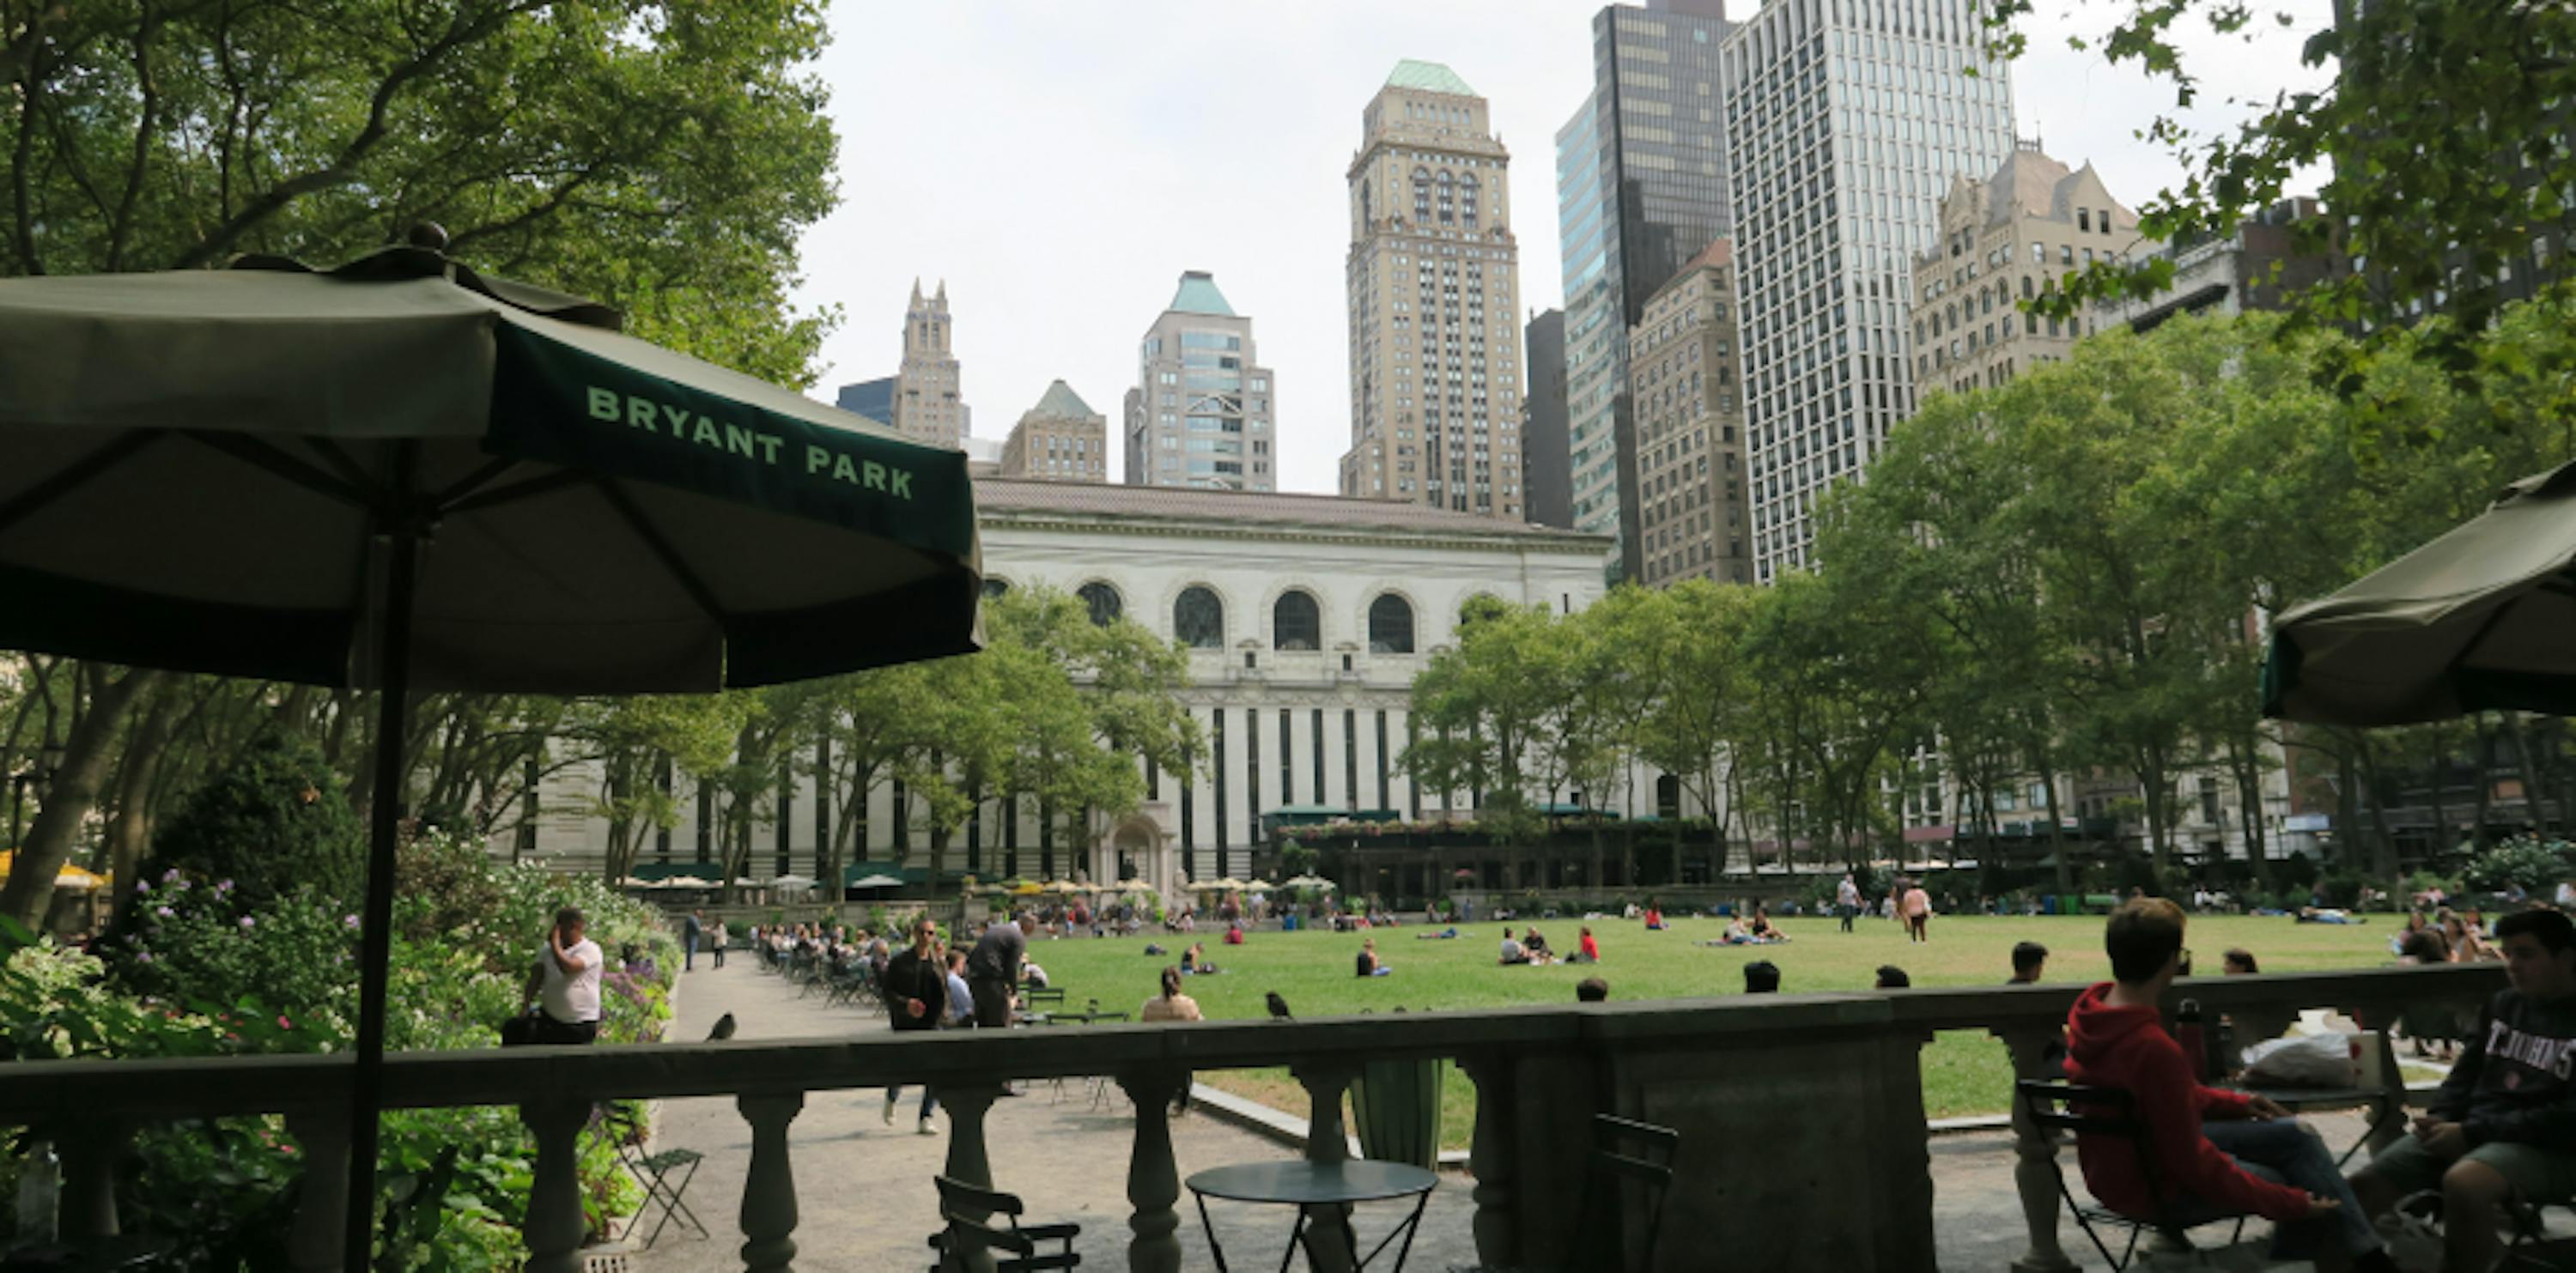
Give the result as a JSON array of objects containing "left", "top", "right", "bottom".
[{"left": 0, "top": 964, "right": 2504, "bottom": 1272}]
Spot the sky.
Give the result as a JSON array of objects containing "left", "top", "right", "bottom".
[{"left": 793, "top": 1, "right": 2334, "bottom": 494}]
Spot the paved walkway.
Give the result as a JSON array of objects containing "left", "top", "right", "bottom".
[
  {"left": 624, "top": 958, "right": 1476, "bottom": 1271},
  {"left": 623, "top": 961, "right": 2566, "bottom": 1270}
]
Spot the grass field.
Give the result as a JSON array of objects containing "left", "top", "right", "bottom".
[{"left": 1011, "top": 912, "right": 2407, "bottom": 1149}]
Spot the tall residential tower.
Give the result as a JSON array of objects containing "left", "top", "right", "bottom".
[
  {"left": 1721, "top": 0, "right": 2014, "bottom": 579},
  {"left": 1339, "top": 61, "right": 1525, "bottom": 518},
  {"left": 1124, "top": 271, "right": 1277, "bottom": 491},
  {"left": 892, "top": 280, "right": 965, "bottom": 448}
]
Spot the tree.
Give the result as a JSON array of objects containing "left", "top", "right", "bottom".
[
  {"left": 1986, "top": 0, "right": 2576, "bottom": 446},
  {"left": 1401, "top": 599, "right": 1580, "bottom": 849},
  {"left": 1622, "top": 580, "right": 1759, "bottom": 876}
]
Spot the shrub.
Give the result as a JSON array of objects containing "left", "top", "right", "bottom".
[
  {"left": 2317, "top": 869, "right": 2370, "bottom": 909},
  {"left": 106, "top": 873, "right": 357, "bottom": 1043},
  {"left": 2463, "top": 838, "right": 2574, "bottom": 894},
  {"left": 142, "top": 731, "right": 364, "bottom": 913}
]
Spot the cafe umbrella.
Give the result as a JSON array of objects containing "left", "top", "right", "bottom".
[
  {"left": 2264, "top": 458, "right": 2576, "bottom": 726},
  {"left": 0, "top": 233, "right": 983, "bottom": 1267}
]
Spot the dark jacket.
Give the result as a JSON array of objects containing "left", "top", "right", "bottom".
[
  {"left": 2433, "top": 988, "right": 2576, "bottom": 1149},
  {"left": 883, "top": 947, "right": 947, "bottom": 1032},
  {"left": 2063, "top": 982, "right": 2307, "bottom": 1223}
]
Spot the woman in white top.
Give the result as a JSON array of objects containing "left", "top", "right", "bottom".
[{"left": 1139, "top": 967, "right": 1201, "bottom": 1116}]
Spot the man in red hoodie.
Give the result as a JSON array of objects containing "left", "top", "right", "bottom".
[{"left": 2067, "top": 897, "right": 2399, "bottom": 1271}]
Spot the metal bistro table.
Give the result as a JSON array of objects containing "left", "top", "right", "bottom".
[{"left": 1187, "top": 1159, "right": 1438, "bottom": 1273}]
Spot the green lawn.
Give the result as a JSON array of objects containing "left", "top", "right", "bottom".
[{"left": 1013, "top": 912, "right": 2403, "bottom": 1149}]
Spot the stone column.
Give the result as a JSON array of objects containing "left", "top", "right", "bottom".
[
  {"left": 1995, "top": 1024, "right": 2078, "bottom": 1273},
  {"left": 518, "top": 1097, "right": 591, "bottom": 1273},
  {"left": 55, "top": 1120, "right": 121, "bottom": 1239},
  {"left": 1875, "top": 1032, "right": 1941, "bottom": 1273},
  {"left": 1458, "top": 1052, "right": 1519, "bottom": 1270},
  {"left": 283, "top": 1106, "right": 350, "bottom": 1273},
  {"left": 1119, "top": 1065, "right": 1189, "bottom": 1273},
  {"left": 939, "top": 1082, "right": 1005, "bottom": 1273},
  {"left": 737, "top": 1091, "right": 805, "bottom": 1273},
  {"left": 1292, "top": 1061, "right": 1358, "bottom": 1273}
]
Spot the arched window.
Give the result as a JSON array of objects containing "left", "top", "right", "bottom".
[
  {"left": 980, "top": 577, "right": 1010, "bottom": 600},
  {"left": 1078, "top": 581, "right": 1122, "bottom": 627},
  {"left": 1368, "top": 594, "right": 1415, "bottom": 654},
  {"left": 1173, "top": 586, "right": 1224, "bottom": 649},
  {"left": 1273, "top": 591, "right": 1321, "bottom": 652}
]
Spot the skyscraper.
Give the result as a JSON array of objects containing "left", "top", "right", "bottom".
[
  {"left": 1124, "top": 271, "right": 1277, "bottom": 492},
  {"left": 1339, "top": 61, "right": 1525, "bottom": 518},
  {"left": 834, "top": 377, "right": 896, "bottom": 426},
  {"left": 1522, "top": 308, "right": 1573, "bottom": 529},
  {"left": 1555, "top": 0, "right": 1736, "bottom": 579},
  {"left": 1000, "top": 380, "right": 1108, "bottom": 483},
  {"left": 892, "top": 280, "right": 964, "bottom": 449},
  {"left": 1629, "top": 238, "right": 1749, "bottom": 585},
  {"left": 1720, "top": 0, "right": 2014, "bottom": 580}
]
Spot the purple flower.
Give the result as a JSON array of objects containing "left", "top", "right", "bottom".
[
  {"left": 133, "top": 880, "right": 149, "bottom": 895},
  {"left": 343, "top": 914, "right": 361, "bottom": 930},
  {"left": 135, "top": 951, "right": 154, "bottom": 963},
  {"left": 161, "top": 869, "right": 179, "bottom": 882},
  {"left": 216, "top": 880, "right": 233, "bottom": 893},
  {"left": 155, "top": 906, "right": 173, "bottom": 919},
  {"left": 237, "top": 916, "right": 256, "bottom": 930}
]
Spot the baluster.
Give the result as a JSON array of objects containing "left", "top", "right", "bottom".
[
  {"left": 519, "top": 1097, "right": 591, "bottom": 1273},
  {"left": 284, "top": 1106, "right": 350, "bottom": 1273},
  {"left": 738, "top": 1091, "right": 805, "bottom": 1273},
  {"left": 1118, "top": 1066, "right": 1188, "bottom": 1273},
  {"left": 938, "top": 1082, "right": 1005, "bottom": 1273},
  {"left": 55, "top": 1118, "right": 122, "bottom": 1240},
  {"left": 1458, "top": 1052, "right": 1519, "bottom": 1270},
  {"left": 1994, "top": 1025, "right": 2076, "bottom": 1273},
  {"left": 1292, "top": 1062, "right": 1358, "bottom": 1273}
]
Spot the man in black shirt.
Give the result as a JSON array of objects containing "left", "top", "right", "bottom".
[
  {"left": 2351, "top": 908, "right": 2576, "bottom": 1273},
  {"left": 881, "top": 917, "right": 948, "bottom": 1134},
  {"left": 965, "top": 912, "right": 1031, "bottom": 1028}
]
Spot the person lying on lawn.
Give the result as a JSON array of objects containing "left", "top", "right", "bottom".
[{"left": 2066, "top": 897, "right": 2398, "bottom": 1273}]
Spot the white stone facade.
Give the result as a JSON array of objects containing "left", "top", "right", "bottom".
[{"left": 508, "top": 482, "right": 1631, "bottom": 891}]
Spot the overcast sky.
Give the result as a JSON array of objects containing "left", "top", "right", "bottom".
[{"left": 793, "top": 1, "right": 2333, "bottom": 494}]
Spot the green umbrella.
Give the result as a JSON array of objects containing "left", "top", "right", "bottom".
[
  {"left": 0, "top": 233, "right": 982, "bottom": 1266},
  {"left": 2264, "top": 458, "right": 2576, "bottom": 726}
]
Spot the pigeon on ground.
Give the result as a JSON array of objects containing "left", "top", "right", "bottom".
[
  {"left": 707, "top": 1012, "right": 738, "bottom": 1041},
  {"left": 1266, "top": 991, "right": 1292, "bottom": 1021}
]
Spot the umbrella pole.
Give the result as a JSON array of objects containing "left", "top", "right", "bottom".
[{"left": 343, "top": 519, "right": 417, "bottom": 1272}]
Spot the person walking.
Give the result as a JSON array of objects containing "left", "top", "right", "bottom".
[
  {"left": 520, "top": 907, "right": 602, "bottom": 1045},
  {"left": 1837, "top": 873, "right": 1861, "bottom": 934},
  {"left": 1902, "top": 881, "right": 1933, "bottom": 943},
  {"left": 966, "top": 911, "right": 1031, "bottom": 1028},
  {"left": 682, "top": 907, "right": 703, "bottom": 973},
  {"left": 709, "top": 918, "right": 728, "bottom": 969},
  {"left": 881, "top": 916, "right": 948, "bottom": 1135}
]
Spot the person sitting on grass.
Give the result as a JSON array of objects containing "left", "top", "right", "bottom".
[
  {"left": 2348, "top": 907, "right": 2576, "bottom": 1273},
  {"left": 1743, "top": 961, "right": 1780, "bottom": 994},
  {"left": 1356, "top": 938, "right": 1391, "bottom": 978},
  {"left": 1875, "top": 965, "right": 1911, "bottom": 989},
  {"left": 2068, "top": 897, "right": 2397, "bottom": 1273},
  {"left": 1710, "top": 915, "right": 1753, "bottom": 946},
  {"left": 1499, "top": 931, "right": 1530, "bottom": 966},
  {"left": 1577, "top": 924, "right": 1601, "bottom": 963},
  {"left": 2009, "top": 941, "right": 2050, "bottom": 985},
  {"left": 1224, "top": 922, "right": 1246, "bottom": 946},
  {"left": 1749, "top": 906, "right": 1788, "bottom": 943},
  {"left": 1643, "top": 905, "right": 1667, "bottom": 931},
  {"left": 1577, "top": 976, "right": 1610, "bottom": 1003}
]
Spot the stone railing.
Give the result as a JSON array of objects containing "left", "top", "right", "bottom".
[{"left": 0, "top": 964, "right": 2504, "bottom": 1273}]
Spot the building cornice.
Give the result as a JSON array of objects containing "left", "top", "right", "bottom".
[{"left": 978, "top": 511, "right": 1613, "bottom": 559}]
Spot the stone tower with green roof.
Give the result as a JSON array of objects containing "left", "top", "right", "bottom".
[
  {"left": 999, "top": 379, "right": 1109, "bottom": 482},
  {"left": 1338, "top": 60, "right": 1525, "bottom": 521},
  {"left": 1122, "top": 270, "right": 1277, "bottom": 492}
]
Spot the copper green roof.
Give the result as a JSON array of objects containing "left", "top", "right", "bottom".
[
  {"left": 1168, "top": 271, "right": 1236, "bottom": 318},
  {"left": 1385, "top": 60, "right": 1477, "bottom": 98},
  {"left": 1030, "top": 379, "right": 1097, "bottom": 419}
]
